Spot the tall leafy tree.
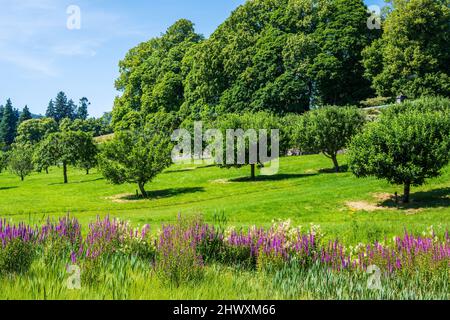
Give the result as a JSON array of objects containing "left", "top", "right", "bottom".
[
  {"left": 182, "top": 0, "right": 376, "bottom": 119},
  {"left": 0, "top": 99, "right": 18, "bottom": 146},
  {"left": 363, "top": 0, "right": 450, "bottom": 98},
  {"left": 112, "top": 19, "right": 202, "bottom": 129}
]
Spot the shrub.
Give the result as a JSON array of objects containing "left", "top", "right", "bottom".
[{"left": 0, "top": 238, "right": 35, "bottom": 275}]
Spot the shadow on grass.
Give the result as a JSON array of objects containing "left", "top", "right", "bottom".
[
  {"left": 164, "top": 164, "right": 217, "bottom": 174},
  {"left": 318, "top": 165, "right": 349, "bottom": 174},
  {"left": 48, "top": 177, "right": 105, "bottom": 186},
  {"left": 380, "top": 187, "right": 450, "bottom": 209},
  {"left": 0, "top": 186, "right": 18, "bottom": 191},
  {"left": 121, "top": 187, "right": 205, "bottom": 201},
  {"left": 230, "top": 173, "right": 317, "bottom": 183}
]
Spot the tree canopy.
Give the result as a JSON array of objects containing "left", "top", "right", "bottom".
[
  {"left": 348, "top": 103, "right": 450, "bottom": 203},
  {"left": 362, "top": 0, "right": 450, "bottom": 98},
  {"left": 112, "top": 19, "right": 203, "bottom": 130}
]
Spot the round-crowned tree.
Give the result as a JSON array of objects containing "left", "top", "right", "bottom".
[
  {"left": 98, "top": 115, "right": 174, "bottom": 198},
  {"left": 295, "top": 106, "right": 366, "bottom": 172},
  {"left": 348, "top": 108, "right": 450, "bottom": 203}
]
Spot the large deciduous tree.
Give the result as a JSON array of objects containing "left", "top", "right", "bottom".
[
  {"left": 362, "top": 0, "right": 450, "bottom": 98},
  {"left": 112, "top": 19, "right": 202, "bottom": 130},
  {"left": 348, "top": 103, "right": 450, "bottom": 203},
  {"left": 182, "top": 0, "right": 375, "bottom": 119}
]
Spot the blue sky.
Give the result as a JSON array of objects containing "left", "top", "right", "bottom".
[{"left": 0, "top": 0, "right": 386, "bottom": 117}]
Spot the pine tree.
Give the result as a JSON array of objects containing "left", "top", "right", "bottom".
[
  {"left": 77, "top": 97, "right": 90, "bottom": 120},
  {"left": 0, "top": 99, "right": 18, "bottom": 146},
  {"left": 54, "top": 92, "right": 69, "bottom": 122},
  {"left": 46, "top": 100, "right": 56, "bottom": 119},
  {"left": 19, "top": 105, "right": 33, "bottom": 123}
]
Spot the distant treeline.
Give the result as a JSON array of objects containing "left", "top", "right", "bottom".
[{"left": 0, "top": 92, "right": 112, "bottom": 149}]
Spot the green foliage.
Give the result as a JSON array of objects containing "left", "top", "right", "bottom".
[
  {"left": 295, "top": 106, "right": 366, "bottom": 172},
  {"left": 15, "top": 118, "right": 58, "bottom": 145},
  {"left": 0, "top": 99, "right": 19, "bottom": 147},
  {"left": 8, "top": 143, "right": 34, "bottom": 181},
  {"left": 19, "top": 106, "right": 32, "bottom": 124},
  {"left": 214, "top": 111, "right": 281, "bottom": 179},
  {"left": 99, "top": 113, "right": 174, "bottom": 197},
  {"left": 362, "top": 0, "right": 450, "bottom": 98},
  {"left": 35, "top": 131, "right": 97, "bottom": 183},
  {"left": 182, "top": 0, "right": 375, "bottom": 119},
  {"left": 0, "top": 149, "right": 9, "bottom": 173},
  {"left": 348, "top": 105, "right": 450, "bottom": 202},
  {"left": 0, "top": 238, "right": 35, "bottom": 275},
  {"left": 77, "top": 97, "right": 90, "bottom": 120},
  {"left": 112, "top": 19, "right": 202, "bottom": 129}
]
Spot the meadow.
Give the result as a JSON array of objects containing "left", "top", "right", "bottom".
[{"left": 1, "top": 154, "right": 449, "bottom": 244}]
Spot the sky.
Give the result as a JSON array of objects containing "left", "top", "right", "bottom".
[{"left": 0, "top": 0, "right": 386, "bottom": 118}]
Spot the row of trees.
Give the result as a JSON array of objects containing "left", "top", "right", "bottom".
[
  {"left": 0, "top": 116, "right": 99, "bottom": 183},
  {"left": 97, "top": 97, "right": 450, "bottom": 203},
  {"left": 1, "top": 93, "right": 113, "bottom": 151},
  {"left": 45, "top": 92, "right": 90, "bottom": 122},
  {"left": 112, "top": 0, "right": 449, "bottom": 130},
  {"left": 2, "top": 97, "right": 448, "bottom": 204}
]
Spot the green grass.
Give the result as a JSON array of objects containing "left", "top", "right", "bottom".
[
  {"left": 1, "top": 154, "right": 449, "bottom": 243},
  {"left": 1, "top": 259, "right": 447, "bottom": 300}
]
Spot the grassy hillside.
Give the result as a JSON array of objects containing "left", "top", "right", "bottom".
[{"left": 0, "top": 154, "right": 449, "bottom": 243}]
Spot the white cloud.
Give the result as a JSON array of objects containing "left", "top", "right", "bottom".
[{"left": 0, "top": 51, "right": 57, "bottom": 77}]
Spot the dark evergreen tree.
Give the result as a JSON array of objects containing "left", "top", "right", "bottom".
[
  {"left": 46, "top": 100, "right": 56, "bottom": 119},
  {"left": 0, "top": 99, "right": 18, "bottom": 146},
  {"left": 77, "top": 97, "right": 90, "bottom": 120},
  {"left": 19, "top": 105, "right": 32, "bottom": 123}
]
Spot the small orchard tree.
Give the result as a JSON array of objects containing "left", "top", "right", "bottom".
[
  {"left": 76, "top": 132, "right": 98, "bottom": 174},
  {"left": 98, "top": 123, "right": 173, "bottom": 198},
  {"left": 35, "top": 131, "right": 94, "bottom": 183},
  {"left": 9, "top": 143, "right": 34, "bottom": 181},
  {"left": 348, "top": 109, "right": 450, "bottom": 203},
  {"left": 295, "top": 106, "right": 365, "bottom": 172},
  {"left": 214, "top": 112, "right": 281, "bottom": 180}
]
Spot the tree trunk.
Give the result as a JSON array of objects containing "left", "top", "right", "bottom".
[
  {"left": 403, "top": 182, "right": 411, "bottom": 203},
  {"left": 138, "top": 182, "right": 147, "bottom": 198},
  {"left": 63, "top": 162, "right": 68, "bottom": 184},
  {"left": 332, "top": 155, "right": 340, "bottom": 173},
  {"left": 45, "top": 167, "right": 49, "bottom": 174},
  {"left": 86, "top": 168, "right": 89, "bottom": 175},
  {"left": 21, "top": 175, "right": 24, "bottom": 181},
  {"left": 250, "top": 164, "right": 256, "bottom": 180}
]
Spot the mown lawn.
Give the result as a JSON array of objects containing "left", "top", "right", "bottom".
[{"left": 0, "top": 154, "right": 449, "bottom": 243}]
